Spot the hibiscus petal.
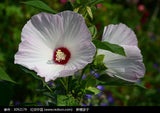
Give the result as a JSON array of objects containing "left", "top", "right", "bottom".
[
  {"left": 22, "top": 12, "right": 64, "bottom": 49},
  {"left": 102, "top": 23, "right": 138, "bottom": 46},
  {"left": 58, "top": 11, "right": 96, "bottom": 74},
  {"left": 98, "top": 45, "right": 145, "bottom": 82},
  {"left": 58, "top": 11, "right": 92, "bottom": 49},
  {"left": 15, "top": 11, "right": 96, "bottom": 82},
  {"left": 15, "top": 12, "right": 64, "bottom": 76}
]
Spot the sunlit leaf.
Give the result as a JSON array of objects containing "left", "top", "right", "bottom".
[
  {"left": 22, "top": 0, "right": 57, "bottom": 14},
  {"left": 92, "top": 54, "right": 107, "bottom": 70},
  {"left": 94, "top": 54, "right": 105, "bottom": 66},
  {"left": 86, "top": 6, "right": 93, "bottom": 20},
  {"left": 74, "top": 7, "right": 80, "bottom": 13},
  {"left": 86, "top": 86, "right": 101, "bottom": 95}
]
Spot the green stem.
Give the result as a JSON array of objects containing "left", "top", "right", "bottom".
[
  {"left": 66, "top": 77, "right": 69, "bottom": 94},
  {"left": 41, "top": 79, "right": 54, "bottom": 94},
  {"left": 45, "top": 83, "right": 54, "bottom": 94},
  {"left": 59, "top": 78, "right": 68, "bottom": 94},
  {"left": 79, "top": 69, "right": 85, "bottom": 84}
]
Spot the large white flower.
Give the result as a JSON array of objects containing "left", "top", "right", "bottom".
[
  {"left": 98, "top": 23, "right": 145, "bottom": 82},
  {"left": 15, "top": 11, "right": 96, "bottom": 82}
]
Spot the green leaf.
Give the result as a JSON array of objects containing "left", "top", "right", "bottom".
[
  {"left": 93, "top": 54, "right": 107, "bottom": 70},
  {"left": 74, "top": 7, "right": 80, "bottom": 13},
  {"left": 92, "top": 40, "right": 126, "bottom": 56},
  {"left": 86, "top": 86, "right": 101, "bottom": 95},
  {"left": 97, "top": 74, "right": 133, "bottom": 86},
  {"left": 43, "top": 92, "right": 55, "bottom": 99},
  {"left": 89, "top": 25, "right": 97, "bottom": 39},
  {"left": 57, "top": 95, "right": 77, "bottom": 106},
  {"left": 21, "top": 67, "right": 41, "bottom": 80},
  {"left": 0, "top": 67, "right": 16, "bottom": 83},
  {"left": 86, "top": 78, "right": 96, "bottom": 88},
  {"left": 94, "top": 54, "right": 105, "bottom": 66},
  {"left": 97, "top": 74, "right": 147, "bottom": 89},
  {"left": 86, "top": 6, "right": 93, "bottom": 20},
  {"left": 134, "top": 83, "right": 147, "bottom": 89},
  {"left": 22, "top": 0, "right": 57, "bottom": 14}
]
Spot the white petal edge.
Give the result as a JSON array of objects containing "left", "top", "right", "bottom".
[
  {"left": 22, "top": 12, "right": 64, "bottom": 49},
  {"left": 98, "top": 45, "right": 145, "bottom": 82},
  {"left": 15, "top": 11, "right": 96, "bottom": 82},
  {"left": 14, "top": 34, "right": 53, "bottom": 74},
  {"left": 102, "top": 23, "right": 138, "bottom": 46},
  {"left": 57, "top": 11, "right": 92, "bottom": 49}
]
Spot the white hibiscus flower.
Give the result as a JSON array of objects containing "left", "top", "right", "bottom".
[
  {"left": 14, "top": 11, "right": 96, "bottom": 82},
  {"left": 98, "top": 23, "right": 145, "bottom": 82}
]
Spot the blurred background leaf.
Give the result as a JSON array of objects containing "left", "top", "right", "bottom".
[
  {"left": 0, "top": 67, "right": 16, "bottom": 83},
  {"left": 22, "top": 0, "right": 57, "bottom": 14},
  {"left": 0, "top": 0, "right": 160, "bottom": 106}
]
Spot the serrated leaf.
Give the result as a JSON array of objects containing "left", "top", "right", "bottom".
[
  {"left": 86, "top": 6, "right": 93, "bottom": 20},
  {"left": 92, "top": 40, "right": 126, "bottom": 56},
  {"left": 22, "top": 0, "right": 57, "bottom": 14},
  {"left": 57, "top": 95, "right": 77, "bottom": 106},
  {"left": 86, "top": 87, "right": 101, "bottom": 95},
  {"left": 0, "top": 67, "right": 16, "bottom": 83}
]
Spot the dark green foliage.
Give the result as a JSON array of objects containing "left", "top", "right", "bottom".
[
  {"left": 0, "top": 0, "right": 159, "bottom": 106},
  {"left": 92, "top": 40, "right": 126, "bottom": 56}
]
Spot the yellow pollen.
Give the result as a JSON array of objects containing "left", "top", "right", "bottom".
[{"left": 56, "top": 49, "right": 66, "bottom": 62}]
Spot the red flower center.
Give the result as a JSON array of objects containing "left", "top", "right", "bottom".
[{"left": 53, "top": 47, "right": 71, "bottom": 65}]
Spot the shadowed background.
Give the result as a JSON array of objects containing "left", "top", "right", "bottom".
[{"left": 0, "top": 0, "right": 160, "bottom": 106}]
